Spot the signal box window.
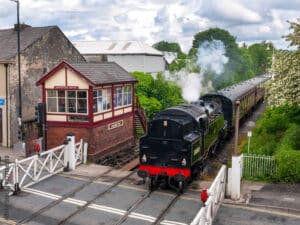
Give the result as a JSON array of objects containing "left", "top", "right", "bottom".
[
  {"left": 93, "top": 88, "right": 112, "bottom": 113},
  {"left": 114, "top": 87, "right": 123, "bottom": 108},
  {"left": 113, "top": 86, "right": 132, "bottom": 108},
  {"left": 46, "top": 90, "right": 88, "bottom": 114}
]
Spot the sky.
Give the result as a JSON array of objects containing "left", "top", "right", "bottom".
[{"left": 1, "top": 0, "right": 299, "bottom": 52}]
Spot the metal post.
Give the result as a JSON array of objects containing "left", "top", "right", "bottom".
[
  {"left": 247, "top": 131, "right": 252, "bottom": 154},
  {"left": 5, "top": 64, "right": 9, "bottom": 147},
  {"left": 234, "top": 100, "right": 240, "bottom": 156}
]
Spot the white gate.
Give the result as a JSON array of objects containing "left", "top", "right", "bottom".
[
  {"left": 0, "top": 136, "right": 86, "bottom": 194},
  {"left": 190, "top": 165, "right": 227, "bottom": 225}
]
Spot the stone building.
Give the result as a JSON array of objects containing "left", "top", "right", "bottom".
[
  {"left": 0, "top": 24, "right": 85, "bottom": 149},
  {"left": 36, "top": 61, "right": 138, "bottom": 161}
]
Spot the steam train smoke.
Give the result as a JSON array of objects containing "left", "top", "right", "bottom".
[
  {"left": 167, "top": 40, "right": 228, "bottom": 102},
  {"left": 197, "top": 40, "right": 228, "bottom": 75},
  {"left": 180, "top": 72, "right": 202, "bottom": 102}
]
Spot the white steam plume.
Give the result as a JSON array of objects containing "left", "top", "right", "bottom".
[
  {"left": 197, "top": 40, "right": 228, "bottom": 75},
  {"left": 167, "top": 40, "right": 228, "bottom": 102}
]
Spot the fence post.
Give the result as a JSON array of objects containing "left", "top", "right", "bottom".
[
  {"left": 13, "top": 159, "right": 20, "bottom": 195},
  {"left": 63, "top": 138, "right": 70, "bottom": 171},
  {"left": 230, "top": 155, "right": 242, "bottom": 200},
  {"left": 67, "top": 133, "right": 76, "bottom": 171},
  {"left": 83, "top": 142, "right": 88, "bottom": 164}
]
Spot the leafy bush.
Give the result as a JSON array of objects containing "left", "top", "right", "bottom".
[
  {"left": 137, "top": 94, "right": 162, "bottom": 118},
  {"left": 131, "top": 72, "right": 184, "bottom": 118},
  {"left": 275, "top": 150, "right": 300, "bottom": 182},
  {"left": 278, "top": 124, "right": 300, "bottom": 151},
  {"left": 241, "top": 104, "right": 300, "bottom": 155}
]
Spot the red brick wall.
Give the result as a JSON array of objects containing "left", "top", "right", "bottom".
[{"left": 46, "top": 115, "right": 136, "bottom": 162}]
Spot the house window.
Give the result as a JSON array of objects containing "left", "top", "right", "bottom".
[
  {"left": 93, "top": 88, "right": 111, "bottom": 113},
  {"left": 113, "top": 86, "right": 132, "bottom": 108},
  {"left": 47, "top": 90, "right": 88, "bottom": 114}
]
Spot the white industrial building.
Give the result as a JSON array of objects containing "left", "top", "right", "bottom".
[{"left": 73, "top": 40, "right": 166, "bottom": 74}]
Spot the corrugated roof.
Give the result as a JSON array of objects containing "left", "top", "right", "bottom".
[
  {"left": 71, "top": 62, "right": 137, "bottom": 85},
  {"left": 0, "top": 25, "right": 54, "bottom": 60},
  {"left": 73, "top": 40, "right": 163, "bottom": 56}
]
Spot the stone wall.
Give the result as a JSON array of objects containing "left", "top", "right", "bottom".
[{"left": 9, "top": 26, "right": 86, "bottom": 145}]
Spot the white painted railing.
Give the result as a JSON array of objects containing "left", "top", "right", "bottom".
[
  {"left": 0, "top": 136, "right": 85, "bottom": 194},
  {"left": 190, "top": 165, "right": 227, "bottom": 225},
  {"left": 242, "top": 153, "right": 277, "bottom": 178}
]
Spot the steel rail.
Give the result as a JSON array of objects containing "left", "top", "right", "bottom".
[
  {"left": 57, "top": 170, "right": 136, "bottom": 225},
  {"left": 152, "top": 193, "right": 182, "bottom": 225},
  {"left": 16, "top": 166, "right": 115, "bottom": 225},
  {"left": 112, "top": 190, "right": 153, "bottom": 225}
]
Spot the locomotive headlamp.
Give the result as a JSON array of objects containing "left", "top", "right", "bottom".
[
  {"left": 142, "top": 154, "right": 147, "bottom": 163},
  {"left": 163, "top": 121, "right": 168, "bottom": 127},
  {"left": 181, "top": 158, "right": 187, "bottom": 166}
]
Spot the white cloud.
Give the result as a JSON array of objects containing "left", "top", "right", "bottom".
[
  {"left": 212, "top": 0, "right": 262, "bottom": 23},
  {"left": 0, "top": 0, "right": 299, "bottom": 52}
]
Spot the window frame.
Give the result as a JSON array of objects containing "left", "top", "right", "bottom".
[
  {"left": 93, "top": 87, "right": 112, "bottom": 114},
  {"left": 46, "top": 89, "right": 88, "bottom": 115}
]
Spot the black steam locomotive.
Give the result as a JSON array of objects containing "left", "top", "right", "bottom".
[{"left": 137, "top": 75, "right": 270, "bottom": 192}]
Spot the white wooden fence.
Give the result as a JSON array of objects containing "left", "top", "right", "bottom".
[
  {"left": 0, "top": 135, "right": 86, "bottom": 194},
  {"left": 190, "top": 165, "right": 227, "bottom": 225},
  {"left": 242, "top": 153, "right": 277, "bottom": 178}
]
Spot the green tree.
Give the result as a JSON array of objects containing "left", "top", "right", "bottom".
[
  {"left": 191, "top": 28, "right": 255, "bottom": 89},
  {"left": 267, "top": 50, "right": 300, "bottom": 106},
  {"left": 152, "top": 41, "right": 183, "bottom": 55},
  {"left": 284, "top": 18, "right": 300, "bottom": 50},
  {"left": 131, "top": 72, "right": 184, "bottom": 117},
  {"left": 153, "top": 41, "right": 189, "bottom": 72},
  {"left": 248, "top": 42, "right": 275, "bottom": 75}
]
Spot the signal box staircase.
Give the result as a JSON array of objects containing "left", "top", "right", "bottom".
[{"left": 134, "top": 97, "right": 147, "bottom": 138}]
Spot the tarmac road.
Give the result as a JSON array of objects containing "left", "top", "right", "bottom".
[{"left": 214, "top": 204, "right": 300, "bottom": 225}]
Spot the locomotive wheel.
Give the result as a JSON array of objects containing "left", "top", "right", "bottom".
[
  {"left": 149, "top": 177, "right": 155, "bottom": 190},
  {"left": 178, "top": 181, "right": 186, "bottom": 193}
]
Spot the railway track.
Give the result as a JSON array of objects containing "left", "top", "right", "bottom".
[
  {"left": 16, "top": 166, "right": 132, "bottom": 225},
  {"left": 57, "top": 170, "right": 136, "bottom": 224},
  {"left": 153, "top": 193, "right": 182, "bottom": 225},
  {"left": 112, "top": 190, "right": 153, "bottom": 225},
  {"left": 98, "top": 146, "right": 139, "bottom": 169}
]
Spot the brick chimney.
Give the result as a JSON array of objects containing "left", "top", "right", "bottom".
[{"left": 14, "top": 23, "right": 31, "bottom": 31}]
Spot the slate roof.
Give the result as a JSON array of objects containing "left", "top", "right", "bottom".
[
  {"left": 73, "top": 40, "right": 163, "bottom": 56},
  {"left": 0, "top": 25, "right": 55, "bottom": 61},
  {"left": 71, "top": 62, "right": 137, "bottom": 85}
]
